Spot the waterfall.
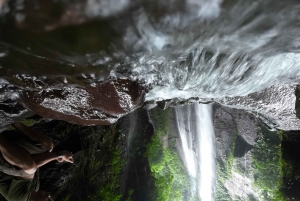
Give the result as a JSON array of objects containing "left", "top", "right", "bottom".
[{"left": 175, "top": 103, "right": 216, "bottom": 201}]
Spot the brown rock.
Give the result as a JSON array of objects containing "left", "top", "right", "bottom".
[{"left": 20, "top": 79, "right": 145, "bottom": 125}]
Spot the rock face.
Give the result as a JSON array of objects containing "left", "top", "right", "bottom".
[
  {"left": 20, "top": 79, "right": 145, "bottom": 125},
  {"left": 213, "top": 104, "right": 284, "bottom": 201},
  {"left": 213, "top": 104, "right": 259, "bottom": 201},
  {"left": 216, "top": 83, "right": 300, "bottom": 131}
]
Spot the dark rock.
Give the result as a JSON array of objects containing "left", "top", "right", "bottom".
[
  {"left": 120, "top": 108, "right": 155, "bottom": 201},
  {"left": 234, "top": 135, "right": 253, "bottom": 158},
  {"left": 0, "top": 110, "right": 12, "bottom": 133},
  {"left": 213, "top": 104, "right": 238, "bottom": 161},
  {"left": 295, "top": 85, "right": 300, "bottom": 120},
  {"left": 223, "top": 106, "right": 258, "bottom": 145},
  {"left": 20, "top": 79, "right": 145, "bottom": 125},
  {"left": 157, "top": 99, "right": 172, "bottom": 110},
  {"left": 281, "top": 131, "right": 300, "bottom": 200},
  {"left": 142, "top": 100, "right": 157, "bottom": 110}
]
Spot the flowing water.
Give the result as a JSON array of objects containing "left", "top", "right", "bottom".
[
  {"left": 175, "top": 103, "right": 215, "bottom": 201},
  {"left": 1, "top": 0, "right": 300, "bottom": 102},
  {"left": 0, "top": 1, "right": 300, "bottom": 200}
]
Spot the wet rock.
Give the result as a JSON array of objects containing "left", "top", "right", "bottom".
[
  {"left": 213, "top": 104, "right": 260, "bottom": 201},
  {"left": 0, "top": 81, "right": 36, "bottom": 131},
  {"left": 216, "top": 83, "right": 300, "bottom": 130},
  {"left": 156, "top": 99, "right": 173, "bottom": 110},
  {"left": 213, "top": 104, "right": 258, "bottom": 165},
  {"left": 142, "top": 100, "right": 157, "bottom": 110},
  {"left": 213, "top": 105, "right": 238, "bottom": 161},
  {"left": 156, "top": 97, "right": 209, "bottom": 109},
  {"left": 20, "top": 79, "right": 145, "bottom": 125},
  {"left": 0, "top": 110, "right": 12, "bottom": 132},
  {"left": 234, "top": 135, "right": 253, "bottom": 158}
]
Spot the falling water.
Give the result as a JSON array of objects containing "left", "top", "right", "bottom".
[
  {"left": 1, "top": 0, "right": 300, "bottom": 102},
  {"left": 175, "top": 103, "right": 216, "bottom": 201}
]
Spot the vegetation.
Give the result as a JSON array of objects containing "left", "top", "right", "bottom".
[
  {"left": 147, "top": 107, "right": 193, "bottom": 201},
  {"left": 6, "top": 116, "right": 42, "bottom": 130},
  {"left": 215, "top": 131, "right": 237, "bottom": 201},
  {"left": 53, "top": 122, "right": 131, "bottom": 201},
  {"left": 215, "top": 179, "right": 232, "bottom": 201},
  {"left": 251, "top": 126, "right": 287, "bottom": 201},
  {"left": 90, "top": 147, "right": 126, "bottom": 201},
  {"left": 223, "top": 131, "right": 238, "bottom": 181},
  {"left": 215, "top": 125, "right": 290, "bottom": 201}
]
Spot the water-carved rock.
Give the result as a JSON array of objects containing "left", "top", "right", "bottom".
[
  {"left": 20, "top": 79, "right": 145, "bottom": 125},
  {"left": 216, "top": 83, "right": 300, "bottom": 130}
]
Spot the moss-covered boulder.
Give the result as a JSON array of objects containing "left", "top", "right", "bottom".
[{"left": 213, "top": 105, "right": 287, "bottom": 201}]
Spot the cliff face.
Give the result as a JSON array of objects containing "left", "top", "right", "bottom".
[
  {"left": 213, "top": 105, "right": 258, "bottom": 201},
  {"left": 213, "top": 104, "right": 285, "bottom": 201}
]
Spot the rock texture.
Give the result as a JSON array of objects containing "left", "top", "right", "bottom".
[
  {"left": 213, "top": 104, "right": 286, "bottom": 201},
  {"left": 216, "top": 83, "right": 300, "bottom": 131},
  {"left": 213, "top": 104, "right": 260, "bottom": 201},
  {"left": 20, "top": 79, "right": 145, "bottom": 125}
]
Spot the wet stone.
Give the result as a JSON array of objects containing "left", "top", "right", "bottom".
[{"left": 20, "top": 79, "right": 145, "bottom": 125}]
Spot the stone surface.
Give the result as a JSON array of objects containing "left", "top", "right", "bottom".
[
  {"left": 213, "top": 104, "right": 259, "bottom": 201},
  {"left": 216, "top": 83, "right": 300, "bottom": 131},
  {"left": 213, "top": 105, "right": 238, "bottom": 161},
  {"left": 0, "top": 111, "right": 12, "bottom": 133},
  {"left": 213, "top": 104, "right": 258, "bottom": 162},
  {"left": 20, "top": 79, "right": 145, "bottom": 125}
]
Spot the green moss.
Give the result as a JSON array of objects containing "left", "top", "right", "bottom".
[
  {"left": 215, "top": 179, "right": 232, "bottom": 201},
  {"left": 251, "top": 127, "right": 287, "bottom": 200},
  {"left": 234, "top": 160, "right": 245, "bottom": 176},
  {"left": 147, "top": 133, "right": 191, "bottom": 201},
  {"left": 216, "top": 130, "right": 238, "bottom": 184},
  {"left": 6, "top": 118, "right": 42, "bottom": 130},
  {"left": 147, "top": 107, "right": 192, "bottom": 201},
  {"left": 125, "top": 189, "right": 134, "bottom": 201},
  {"left": 149, "top": 107, "right": 170, "bottom": 136},
  {"left": 53, "top": 123, "right": 131, "bottom": 201},
  {"left": 61, "top": 195, "right": 70, "bottom": 201},
  {"left": 226, "top": 139, "right": 236, "bottom": 178},
  {"left": 147, "top": 134, "right": 165, "bottom": 173},
  {"left": 90, "top": 140, "right": 126, "bottom": 201},
  {"left": 214, "top": 129, "right": 238, "bottom": 201}
]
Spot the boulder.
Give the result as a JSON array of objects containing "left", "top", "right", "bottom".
[
  {"left": 20, "top": 79, "right": 145, "bottom": 125},
  {"left": 216, "top": 83, "right": 300, "bottom": 130}
]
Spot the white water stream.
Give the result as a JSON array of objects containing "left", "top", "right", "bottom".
[{"left": 175, "top": 103, "right": 216, "bottom": 201}]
